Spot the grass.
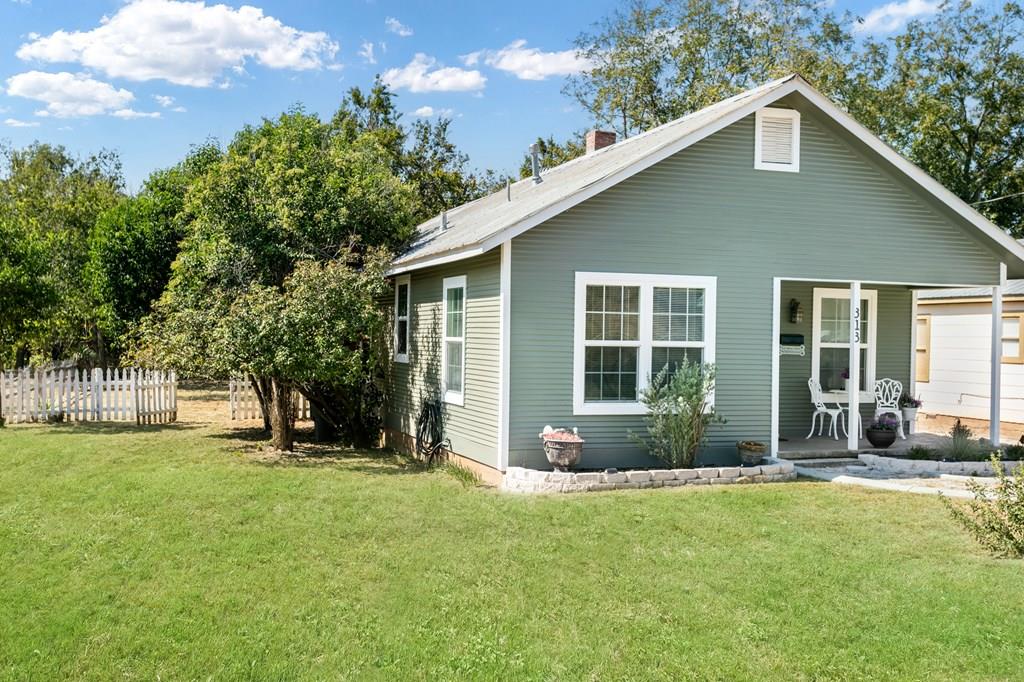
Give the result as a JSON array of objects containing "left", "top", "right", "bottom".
[{"left": 2, "top": 410, "right": 1024, "bottom": 679}]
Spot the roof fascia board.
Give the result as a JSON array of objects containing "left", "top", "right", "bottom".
[
  {"left": 387, "top": 244, "right": 487, "bottom": 276},
  {"left": 478, "top": 80, "right": 802, "bottom": 254}
]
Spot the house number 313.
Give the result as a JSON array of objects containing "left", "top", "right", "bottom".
[{"left": 853, "top": 306, "right": 861, "bottom": 343}]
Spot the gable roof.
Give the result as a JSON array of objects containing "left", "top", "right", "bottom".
[{"left": 389, "top": 74, "right": 1024, "bottom": 279}]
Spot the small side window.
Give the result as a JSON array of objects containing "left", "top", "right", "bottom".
[
  {"left": 442, "top": 276, "right": 467, "bottom": 405},
  {"left": 754, "top": 108, "right": 800, "bottom": 173},
  {"left": 394, "top": 275, "right": 410, "bottom": 363}
]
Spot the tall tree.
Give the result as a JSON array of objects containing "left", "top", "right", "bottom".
[
  {"left": 0, "top": 143, "right": 123, "bottom": 364},
  {"left": 137, "top": 108, "right": 418, "bottom": 450},
  {"left": 850, "top": 1, "right": 1024, "bottom": 234}
]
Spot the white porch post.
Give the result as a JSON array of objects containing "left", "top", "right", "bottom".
[
  {"left": 990, "top": 263, "right": 1007, "bottom": 445},
  {"left": 770, "top": 278, "right": 781, "bottom": 458},
  {"left": 847, "top": 281, "right": 862, "bottom": 451}
]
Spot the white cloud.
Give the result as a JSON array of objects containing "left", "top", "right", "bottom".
[
  {"left": 855, "top": 0, "right": 939, "bottom": 33},
  {"left": 4, "top": 117, "right": 39, "bottom": 127},
  {"left": 15, "top": 0, "right": 340, "bottom": 87},
  {"left": 113, "top": 108, "right": 161, "bottom": 119},
  {"left": 154, "top": 94, "right": 174, "bottom": 107},
  {"left": 411, "top": 105, "right": 454, "bottom": 118},
  {"left": 358, "top": 40, "right": 376, "bottom": 65},
  {"left": 5, "top": 71, "right": 136, "bottom": 117},
  {"left": 382, "top": 53, "right": 485, "bottom": 93},
  {"left": 384, "top": 17, "right": 412, "bottom": 37},
  {"left": 462, "top": 40, "right": 591, "bottom": 81}
]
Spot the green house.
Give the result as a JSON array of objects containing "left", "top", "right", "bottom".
[{"left": 384, "top": 74, "right": 1024, "bottom": 482}]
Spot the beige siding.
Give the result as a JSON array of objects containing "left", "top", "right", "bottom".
[
  {"left": 917, "top": 300, "right": 1024, "bottom": 424},
  {"left": 386, "top": 251, "right": 500, "bottom": 468}
]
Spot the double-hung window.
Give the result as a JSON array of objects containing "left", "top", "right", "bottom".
[
  {"left": 393, "top": 275, "right": 410, "bottom": 363},
  {"left": 573, "top": 273, "right": 717, "bottom": 415},
  {"left": 811, "top": 287, "right": 878, "bottom": 399},
  {"left": 442, "top": 275, "right": 467, "bottom": 406}
]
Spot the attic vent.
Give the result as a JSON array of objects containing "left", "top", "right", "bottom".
[{"left": 754, "top": 108, "right": 800, "bottom": 172}]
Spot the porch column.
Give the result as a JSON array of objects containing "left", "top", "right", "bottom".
[
  {"left": 847, "top": 280, "right": 861, "bottom": 451},
  {"left": 990, "top": 263, "right": 1007, "bottom": 445}
]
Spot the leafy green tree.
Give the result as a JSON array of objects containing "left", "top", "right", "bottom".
[
  {"left": 0, "top": 143, "right": 123, "bottom": 364},
  {"left": 0, "top": 220, "right": 55, "bottom": 368},
  {"left": 138, "top": 108, "right": 418, "bottom": 450},
  {"left": 850, "top": 1, "right": 1024, "bottom": 234}
]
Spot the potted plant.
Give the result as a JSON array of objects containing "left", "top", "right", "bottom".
[
  {"left": 737, "top": 441, "right": 767, "bottom": 466},
  {"left": 841, "top": 368, "right": 850, "bottom": 392},
  {"left": 900, "top": 394, "right": 922, "bottom": 428},
  {"left": 866, "top": 413, "right": 900, "bottom": 448},
  {"left": 539, "top": 425, "right": 584, "bottom": 471}
]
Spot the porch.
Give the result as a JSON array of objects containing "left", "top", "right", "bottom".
[{"left": 770, "top": 274, "right": 1009, "bottom": 458}]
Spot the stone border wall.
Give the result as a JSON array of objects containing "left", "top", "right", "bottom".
[
  {"left": 502, "top": 460, "right": 796, "bottom": 494},
  {"left": 859, "top": 453, "right": 1024, "bottom": 476}
]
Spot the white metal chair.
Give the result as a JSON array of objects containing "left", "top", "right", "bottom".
[
  {"left": 807, "top": 378, "right": 847, "bottom": 440},
  {"left": 873, "top": 378, "right": 906, "bottom": 439}
]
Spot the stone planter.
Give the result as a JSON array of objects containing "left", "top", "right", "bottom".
[
  {"left": 539, "top": 426, "right": 584, "bottom": 471},
  {"left": 737, "top": 441, "right": 767, "bottom": 466},
  {"left": 866, "top": 428, "right": 897, "bottom": 448}
]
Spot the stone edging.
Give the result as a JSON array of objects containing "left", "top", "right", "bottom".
[
  {"left": 859, "top": 453, "right": 1024, "bottom": 476},
  {"left": 502, "top": 459, "right": 796, "bottom": 494}
]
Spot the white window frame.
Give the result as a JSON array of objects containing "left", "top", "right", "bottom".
[
  {"left": 441, "top": 275, "right": 467, "bottom": 406},
  {"left": 811, "top": 287, "right": 878, "bottom": 402},
  {"left": 393, "top": 275, "right": 411, "bottom": 363},
  {"left": 573, "top": 272, "right": 717, "bottom": 416},
  {"left": 754, "top": 107, "right": 801, "bottom": 173}
]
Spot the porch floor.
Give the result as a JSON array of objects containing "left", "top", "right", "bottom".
[{"left": 778, "top": 431, "right": 949, "bottom": 459}]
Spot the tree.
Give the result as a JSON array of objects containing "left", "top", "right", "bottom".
[
  {"left": 850, "top": 1, "right": 1024, "bottom": 235},
  {"left": 137, "top": 108, "right": 418, "bottom": 450},
  {"left": 565, "top": 0, "right": 856, "bottom": 138},
  {"left": 0, "top": 220, "right": 55, "bottom": 368},
  {"left": 0, "top": 143, "right": 124, "bottom": 365}
]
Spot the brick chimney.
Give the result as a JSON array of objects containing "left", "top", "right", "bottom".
[{"left": 585, "top": 129, "right": 616, "bottom": 154}]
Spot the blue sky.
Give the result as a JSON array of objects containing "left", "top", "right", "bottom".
[{"left": 0, "top": 0, "right": 934, "bottom": 189}]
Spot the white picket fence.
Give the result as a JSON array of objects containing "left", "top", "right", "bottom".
[
  {"left": 0, "top": 368, "right": 177, "bottom": 424},
  {"left": 228, "top": 377, "right": 310, "bottom": 421}
]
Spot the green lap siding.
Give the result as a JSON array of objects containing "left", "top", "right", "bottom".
[
  {"left": 507, "top": 98, "right": 1002, "bottom": 469},
  {"left": 387, "top": 252, "right": 500, "bottom": 468}
]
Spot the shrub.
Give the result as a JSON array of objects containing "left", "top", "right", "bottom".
[
  {"left": 1003, "top": 444, "right": 1024, "bottom": 460},
  {"left": 630, "top": 360, "right": 725, "bottom": 469},
  {"left": 948, "top": 419, "right": 981, "bottom": 461},
  {"left": 941, "top": 454, "right": 1024, "bottom": 558},
  {"left": 906, "top": 445, "right": 936, "bottom": 460}
]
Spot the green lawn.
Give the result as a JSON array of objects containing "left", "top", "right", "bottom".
[{"left": 1, "top": 416, "right": 1022, "bottom": 680}]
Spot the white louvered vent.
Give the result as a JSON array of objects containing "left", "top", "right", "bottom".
[{"left": 755, "top": 108, "right": 800, "bottom": 172}]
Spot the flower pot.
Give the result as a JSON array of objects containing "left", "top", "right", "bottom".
[
  {"left": 842, "top": 379, "right": 849, "bottom": 391},
  {"left": 542, "top": 439, "right": 583, "bottom": 471},
  {"left": 737, "top": 441, "right": 767, "bottom": 466},
  {"left": 901, "top": 407, "right": 918, "bottom": 429},
  {"left": 866, "top": 428, "right": 897, "bottom": 449}
]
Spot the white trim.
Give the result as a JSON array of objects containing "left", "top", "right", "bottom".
[
  {"left": 393, "top": 275, "right": 410, "bottom": 364},
  {"left": 497, "top": 241, "right": 511, "bottom": 471},
  {"left": 847, "top": 281, "right": 862, "bottom": 451},
  {"left": 990, "top": 262, "right": 1007, "bottom": 443},
  {"left": 909, "top": 290, "right": 918, "bottom": 399},
  {"left": 572, "top": 272, "right": 717, "bottom": 416},
  {"left": 811, "top": 287, "right": 878, "bottom": 403},
  {"left": 754, "top": 107, "right": 800, "bottom": 172},
  {"left": 390, "top": 76, "right": 1024, "bottom": 277},
  {"left": 441, "top": 275, "right": 467, "bottom": 407},
  {"left": 770, "top": 277, "right": 781, "bottom": 458}
]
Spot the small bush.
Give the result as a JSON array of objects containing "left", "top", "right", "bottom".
[
  {"left": 630, "top": 360, "right": 725, "bottom": 469},
  {"left": 947, "top": 419, "right": 981, "bottom": 461},
  {"left": 941, "top": 454, "right": 1024, "bottom": 558},
  {"left": 1003, "top": 444, "right": 1024, "bottom": 461},
  {"left": 906, "top": 445, "right": 936, "bottom": 460}
]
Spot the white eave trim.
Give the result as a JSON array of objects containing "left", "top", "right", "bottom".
[{"left": 388, "top": 76, "right": 1024, "bottom": 275}]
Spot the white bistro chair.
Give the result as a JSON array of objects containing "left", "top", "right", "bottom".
[
  {"left": 873, "top": 378, "right": 906, "bottom": 439},
  {"left": 807, "top": 378, "right": 848, "bottom": 440}
]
